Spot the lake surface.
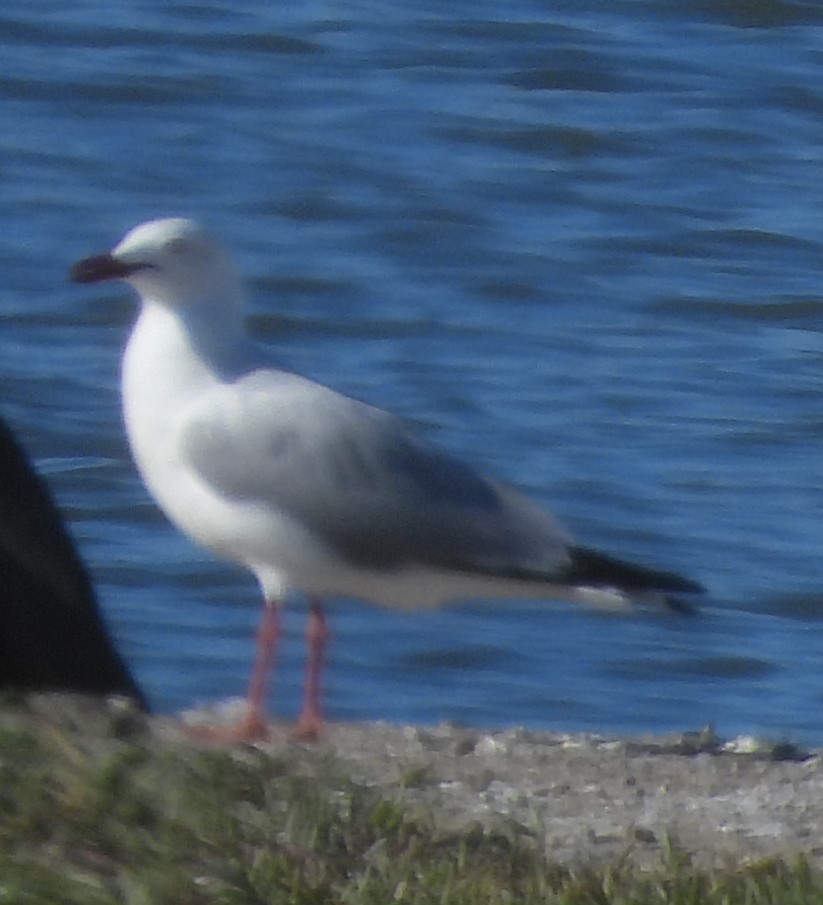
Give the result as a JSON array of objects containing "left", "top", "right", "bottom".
[{"left": 2, "top": 0, "right": 823, "bottom": 741}]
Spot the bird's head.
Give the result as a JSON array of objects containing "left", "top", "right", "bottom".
[{"left": 69, "top": 218, "right": 240, "bottom": 309}]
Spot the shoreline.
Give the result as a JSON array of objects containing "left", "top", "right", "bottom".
[{"left": 6, "top": 693, "right": 822, "bottom": 870}]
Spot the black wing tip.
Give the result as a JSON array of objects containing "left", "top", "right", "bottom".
[{"left": 567, "top": 545, "right": 705, "bottom": 597}]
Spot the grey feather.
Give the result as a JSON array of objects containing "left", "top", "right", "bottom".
[{"left": 180, "top": 370, "right": 573, "bottom": 577}]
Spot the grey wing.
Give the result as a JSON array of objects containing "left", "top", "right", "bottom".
[{"left": 179, "top": 371, "right": 574, "bottom": 577}]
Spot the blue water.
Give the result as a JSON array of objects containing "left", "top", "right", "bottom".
[{"left": 3, "top": 0, "right": 823, "bottom": 741}]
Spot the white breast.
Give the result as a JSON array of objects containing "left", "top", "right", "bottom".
[{"left": 121, "top": 303, "right": 341, "bottom": 599}]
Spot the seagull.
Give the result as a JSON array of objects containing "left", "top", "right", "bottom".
[{"left": 69, "top": 217, "right": 703, "bottom": 741}]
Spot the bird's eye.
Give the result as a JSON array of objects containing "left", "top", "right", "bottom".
[{"left": 167, "top": 237, "right": 190, "bottom": 256}]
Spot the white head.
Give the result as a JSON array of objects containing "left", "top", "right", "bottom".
[{"left": 70, "top": 218, "right": 242, "bottom": 310}]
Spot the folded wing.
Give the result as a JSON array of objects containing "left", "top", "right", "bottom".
[{"left": 180, "top": 371, "right": 575, "bottom": 579}]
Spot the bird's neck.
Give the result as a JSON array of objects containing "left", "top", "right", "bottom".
[
  {"left": 140, "top": 295, "right": 250, "bottom": 377},
  {"left": 121, "top": 297, "right": 255, "bottom": 496},
  {"left": 122, "top": 297, "right": 251, "bottom": 430}
]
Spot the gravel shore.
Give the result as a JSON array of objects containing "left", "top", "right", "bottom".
[
  {"left": 175, "top": 697, "right": 823, "bottom": 868},
  {"left": 248, "top": 724, "right": 823, "bottom": 866},
  {"left": 10, "top": 694, "right": 823, "bottom": 870},
  {"left": 241, "top": 719, "right": 821, "bottom": 869}
]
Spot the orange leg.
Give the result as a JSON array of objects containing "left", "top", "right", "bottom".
[
  {"left": 240, "top": 601, "right": 280, "bottom": 739},
  {"left": 186, "top": 601, "right": 279, "bottom": 744},
  {"left": 293, "top": 598, "right": 328, "bottom": 741}
]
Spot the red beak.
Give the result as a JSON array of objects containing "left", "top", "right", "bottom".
[{"left": 69, "top": 253, "right": 149, "bottom": 284}]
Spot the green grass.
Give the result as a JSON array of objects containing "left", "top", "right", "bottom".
[{"left": 0, "top": 709, "right": 821, "bottom": 904}]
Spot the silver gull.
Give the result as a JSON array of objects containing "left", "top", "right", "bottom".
[{"left": 69, "top": 217, "right": 703, "bottom": 741}]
